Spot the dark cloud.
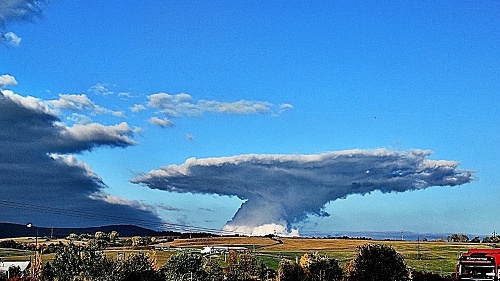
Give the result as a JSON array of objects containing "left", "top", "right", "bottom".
[
  {"left": 133, "top": 150, "right": 474, "bottom": 235},
  {"left": 0, "top": 90, "right": 162, "bottom": 228},
  {"left": 0, "top": 0, "right": 47, "bottom": 27}
]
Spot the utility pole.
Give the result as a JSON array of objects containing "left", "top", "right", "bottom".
[{"left": 26, "top": 223, "right": 38, "bottom": 278}]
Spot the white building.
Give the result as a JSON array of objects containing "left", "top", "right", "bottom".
[
  {"left": 0, "top": 261, "right": 30, "bottom": 277},
  {"left": 200, "top": 246, "right": 248, "bottom": 254}
]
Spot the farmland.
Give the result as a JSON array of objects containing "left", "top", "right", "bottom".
[
  {"left": 0, "top": 236, "right": 491, "bottom": 276},
  {"left": 164, "top": 236, "right": 490, "bottom": 275}
]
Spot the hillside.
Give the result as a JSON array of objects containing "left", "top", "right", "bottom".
[{"left": 0, "top": 222, "right": 182, "bottom": 238}]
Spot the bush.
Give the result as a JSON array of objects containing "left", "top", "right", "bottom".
[{"left": 346, "top": 243, "right": 409, "bottom": 281}]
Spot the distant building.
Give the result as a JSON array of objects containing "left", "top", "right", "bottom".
[
  {"left": 0, "top": 261, "right": 30, "bottom": 277},
  {"left": 200, "top": 246, "right": 248, "bottom": 254}
]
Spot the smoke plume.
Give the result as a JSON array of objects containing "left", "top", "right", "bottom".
[{"left": 133, "top": 149, "right": 474, "bottom": 236}]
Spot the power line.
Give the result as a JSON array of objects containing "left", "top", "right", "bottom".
[{"left": 0, "top": 199, "right": 242, "bottom": 236}]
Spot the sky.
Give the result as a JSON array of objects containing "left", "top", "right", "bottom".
[{"left": 0, "top": 0, "right": 499, "bottom": 237}]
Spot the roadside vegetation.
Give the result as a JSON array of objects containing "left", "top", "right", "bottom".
[{"left": 1, "top": 231, "right": 498, "bottom": 280}]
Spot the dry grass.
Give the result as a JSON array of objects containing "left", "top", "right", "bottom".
[
  {"left": 164, "top": 236, "right": 490, "bottom": 274},
  {"left": 1, "top": 236, "right": 489, "bottom": 275}
]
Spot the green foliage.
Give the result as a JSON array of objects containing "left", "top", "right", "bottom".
[
  {"left": 225, "top": 251, "right": 261, "bottom": 281},
  {"left": 482, "top": 235, "right": 500, "bottom": 243},
  {"left": 109, "top": 231, "right": 119, "bottom": 242},
  {"left": 308, "top": 257, "right": 343, "bottom": 281},
  {"left": 94, "top": 231, "right": 108, "bottom": 241},
  {"left": 204, "top": 257, "right": 224, "bottom": 281},
  {"left": 39, "top": 262, "right": 55, "bottom": 281},
  {"left": 447, "top": 234, "right": 469, "bottom": 243},
  {"left": 52, "top": 242, "right": 82, "bottom": 281},
  {"left": 79, "top": 240, "right": 114, "bottom": 281},
  {"left": 277, "top": 260, "right": 304, "bottom": 281},
  {"left": 470, "top": 236, "right": 481, "bottom": 243},
  {"left": 347, "top": 243, "right": 409, "bottom": 281},
  {"left": 117, "top": 252, "right": 162, "bottom": 281},
  {"left": 161, "top": 252, "right": 206, "bottom": 281}
]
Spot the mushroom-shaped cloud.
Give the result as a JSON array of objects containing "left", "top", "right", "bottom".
[{"left": 132, "top": 149, "right": 474, "bottom": 236}]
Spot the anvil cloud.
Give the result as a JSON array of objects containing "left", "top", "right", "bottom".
[{"left": 133, "top": 150, "right": 474, "bottom": 236}]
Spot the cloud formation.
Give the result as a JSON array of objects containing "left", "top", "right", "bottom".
[
  {"left": 0, "top": 74, "right": 17, "bottom": 87},
  {"left": 144, "top": 92, "right": 292, "bottom": 118},
  {"left": 149, "top": 116, "right": 174, "bottom": 128},
  {"left": 50, "top": 94, "right": 125, "bottom": 118},
  {"left": 133, "top": 149, "right": 474, "bottom": 236},
  {"left": 0, "top": 0, "right": 47, "bottom": 27},
  {"left": 0, "top": 0, "right": 48, "bottom": 46},
  {"left": 0, "top": 87, "right": 162, "bottom": 227},
  {"left": 1, "top": 31, "right": 21, "bottom": 46}
]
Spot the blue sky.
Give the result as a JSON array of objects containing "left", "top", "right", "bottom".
[{"left": 0, "top": 1, "right": 499, "bottom": 237}]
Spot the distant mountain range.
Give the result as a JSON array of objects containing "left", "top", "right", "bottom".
[
  {"left": 1, "top": 222, "right": 485, "bottom": 241},
  {"left": 0, "top": 222, "right": 185, "bottom": 239}
]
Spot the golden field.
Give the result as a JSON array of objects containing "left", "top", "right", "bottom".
[{"left": 1, "top": 236, "right": 491, "bottom": 275}]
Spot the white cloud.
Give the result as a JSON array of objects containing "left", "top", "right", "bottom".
[
  {"left": 131, "top": 104, "right": 147, "bottom": 112},
  {"left": 89, "top": 83, "right": 114, "bottom": 95},
  {"left": 149, "top": 116, "right": 174, "bottom": 128},
  {"left": 50, "top": 94, "right": 125, "bottom": 118},
  {"left": 145, "top": 92, "right": 292, "bottom": 117},
  {"left": 1, "top": 31, "right": 21, "bottom": 46},
  {"left": 0, "top": 0, "right": 47, "bottom": 27},
  {"left": 1, "top": 89, "right": 56, "bottom": 114},
  {"left": 0, "top": 74, "right": 18, "bottom": 87},
  {"left": 89, "top": 192, "right": 158, "bottom": 214},
  {"left": 62, "top": 122, "right": 137, "bottom": 148}
]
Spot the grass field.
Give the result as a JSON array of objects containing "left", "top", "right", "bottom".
[
  {"left": 165, "top": 236, "right": 490, "bottom": 275},
  {"left": 1, "top": 236, "right": 490, "bottom": 276}
]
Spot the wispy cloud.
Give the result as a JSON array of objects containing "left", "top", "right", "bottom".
[
  {"left": 149, "top": 116, "right": 174, "bottom": 128},
  {"left": 89, "top": 83, "right": 114, "bottom": 96},
  {"left": 0, "top": 0, "right": 48, "bottom": 46},
  {"left": 1, "top": 31, "right": 21, "bottom": 46},
  {"left": 133, "top": 149, "right": 474, "bottom": 236},
  {"left": 0, "top": 0, "right": 48, "bottom": 27},
  {"left": 50, "top": 94, "right": 125, "bottom": 118},
  {"left": 131, "top": 104, "right": 147, "bottom": 112},
  {"left": 144, "top": 92, "right": 292, "bottom": 117}
]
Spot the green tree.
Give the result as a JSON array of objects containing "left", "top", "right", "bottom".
[
  {"left": 482, "top": 235, "right": 500, "bottom": 243},
  {"left": 161, "top": 252, "right": 206, "bottom": 281},
  {"left": 447, "top": 234, "right": 469, "bottom": 243},
  {"left": 277, "top": 259, "right": 304, "bottom": 281},
  {"left": 39, "top": 262, "right": 55, "bottom": 281},
  {"left": 117, "top": 252, "right": 161, "bottom": 281},
  {"left": 52, "top": 243, "right": 82, "bottom": 281},
  {"left": 347, "top": 243, "right": 409, "bottom": 281},
  {"left": 309, "top": 257, "right": 343, "bottom": 281},
  {"left": 94, "top": 231, "right": 108, "bottom": 241},
  {"left": 470, "top": 236, "right": 481, "bottom": 243},
  {"left": 67, "top": 233, "right": 78, "bottom": 241},
  {"left": 80, "top": 240, "right": 115, "bottom": 281},
  {"left": 225, "top": 251, "right": 261, "bottom": 281},
  {"left": 204, "top": 257, "right": 224, "bottom": 281},
  {"left": 109, "top": 231, "right": 119, "bottom": 243}
]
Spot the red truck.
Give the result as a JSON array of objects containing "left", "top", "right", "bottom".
[{"left": 456, "top": 249, "right": 500, "bottom": 281}]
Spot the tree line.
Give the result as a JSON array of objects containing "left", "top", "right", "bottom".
[{"left": 0, "top": 241, "right": 457, "bottom": 281}]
